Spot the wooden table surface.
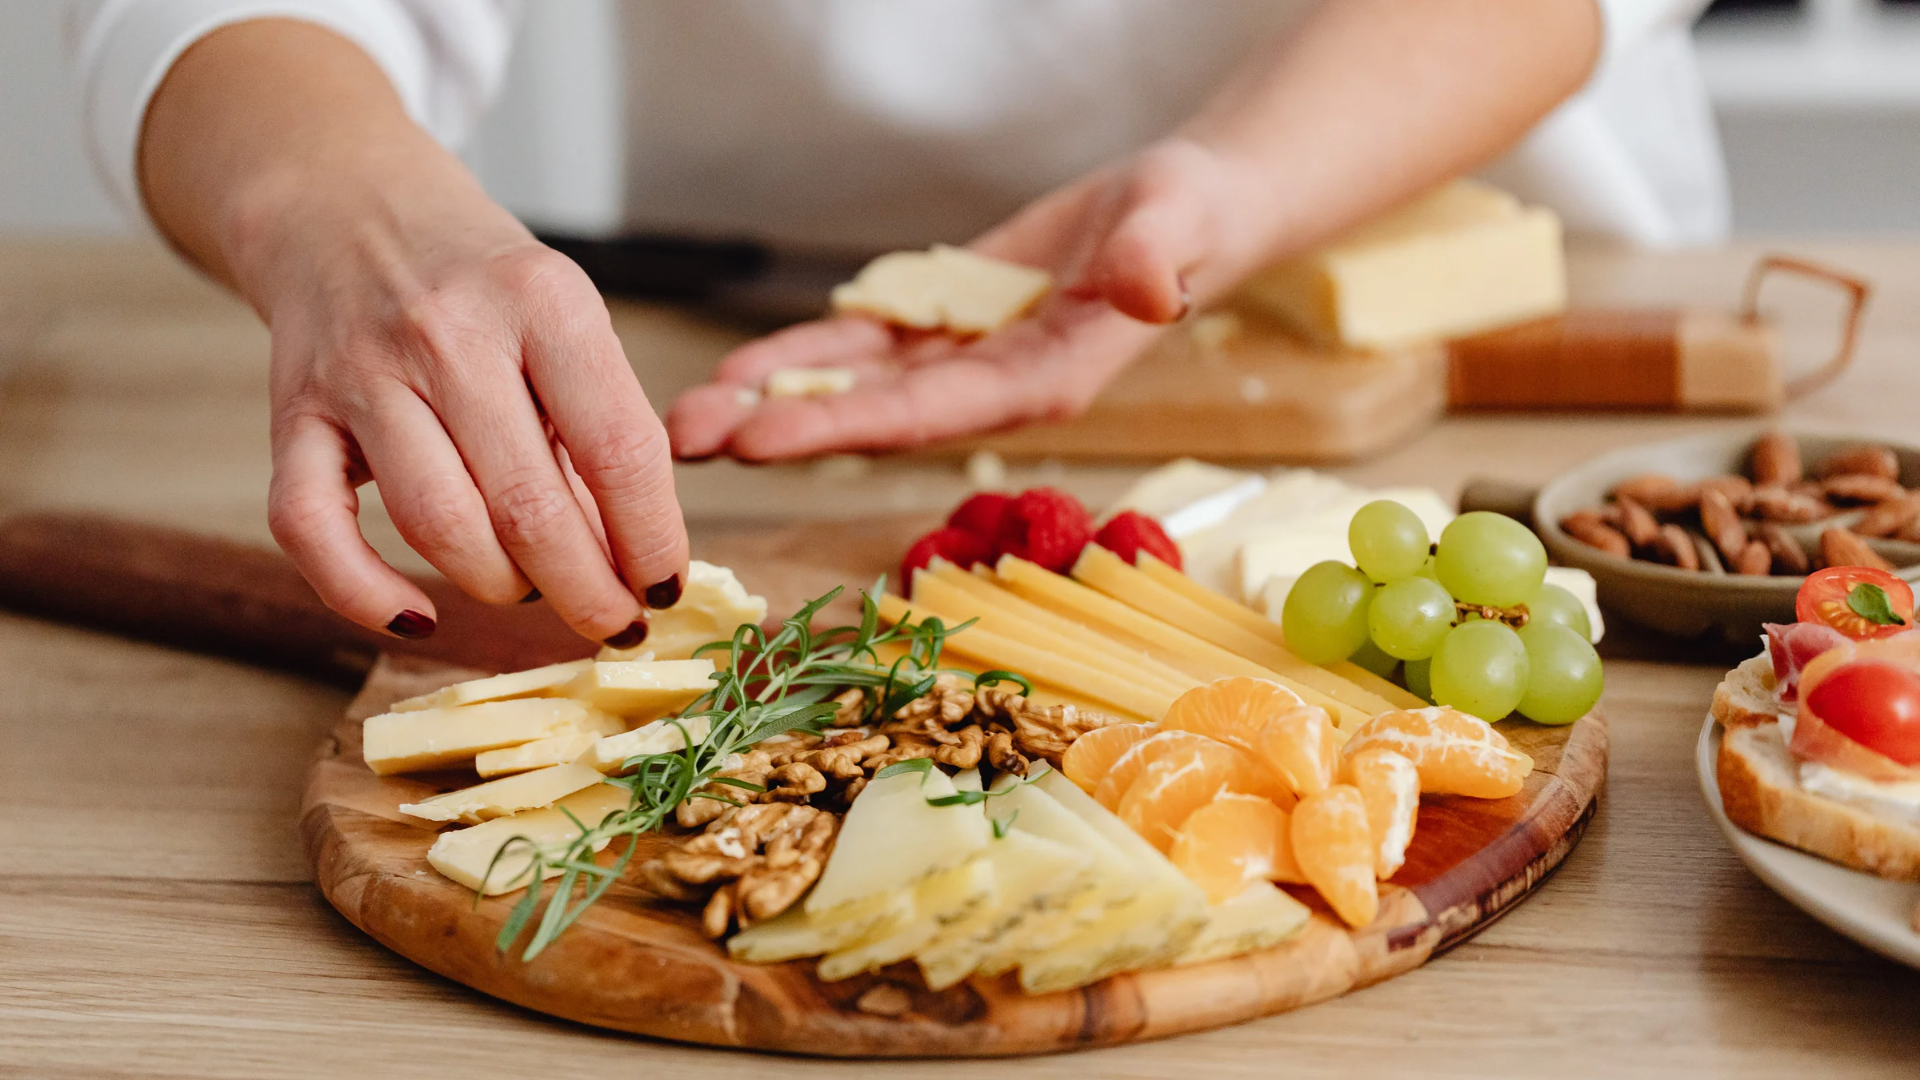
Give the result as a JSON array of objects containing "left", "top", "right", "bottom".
[{"left": 4, "top": 238, "right": 1920, "bottom": 1079}]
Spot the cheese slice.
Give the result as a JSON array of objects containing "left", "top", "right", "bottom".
[
  {"left": 1105, "top": 459, "right": 1267, "bottom": 540},
  {"left": 398, "top": 762, "right": 605, "bottom": 825},
  {"left": 817, "top": 857, "right": 995, "bottom": 982},
  {"left": 914, "top": 822, "right": 1098, "bottom": 990},
  {"left": 425, "top": 782, "right": 629, "bottom": 895},
  {"left": 582, "top": 715, "right": 713, "bottom": 774},
  {"left": 831, "top": 244, "right": 1052, "bottom": 335},
  {"left": 728, "top": 891, "right": 915, "bottom": 964},
  {"left": 919, "top": 563, "right": 1199, "bottom": 694},
  {"left": 390, "top": 659, "right": 594, "bottom": 713},
  {"left": 766, "top": 366, "right": 856, "bottom": 398},
  {"left": 473, "top": 731, "right": 601, "bottom": 778},
  {"left": 1241, "top": 179, "right": 1565, "bottom": 350},
  {"left": 628, "top": 561, "right": 769, "bottom": 662},
  {"left": 1177, "top": 469, "right": 1359, "bottom": 596},
  {"left": 563, "top": 659, "right": 715, "bottom": 720},
  {"left": 1172, "top": 881, "right": 1312, "bottom": 966},
  {"left": 1235, "top": 486, "right": 1456, "bottom": 607},
  {"left": 1072, "top": 544, "right": 1393, "bottom": 720},
  {"left": 993, "top": 556, "right": 1365, "bottom": 729},
  {"left": 362, "top": 698, "right": 623, "bottom": 776},
  {"left": 803, "top": 766, "right": 992, "bottom": 919}
]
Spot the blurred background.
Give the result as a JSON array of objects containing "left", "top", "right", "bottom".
[{"left": 10, "top": 0, "right": 1920, "bottom": 238}]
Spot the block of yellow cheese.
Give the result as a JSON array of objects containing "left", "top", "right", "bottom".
[
  {"left": 362, "top": 698, "right": 623, "bottom": 776},
  {"left": 390, "top": 659, "right": 592, "bottom": 713},
  {"left": 582, "top": 715, "right": 714, "bottom": 774},
  {"left": 831, "top": 244, "right": 1052, "bottom": 335},
  {"left": 563, "top": 659, "right": 715, "bottom": 720},
  {"left": 426, "top": 782, "right": 630, "bottom": 895},
  {"left": 1242, "top": 180, "right": 1565, "bottom": 351},
  {"left": 398, "top": 762, "right": 606, "bottom": 825},
  {"left": 473, "top": 731, "right": 601, "bottom": 779}
]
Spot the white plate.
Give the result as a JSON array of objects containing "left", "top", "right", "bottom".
[{"left": 1696, "top": 716, "right": 1920, "bottom": 968}]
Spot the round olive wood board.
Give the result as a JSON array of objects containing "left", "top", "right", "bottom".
[{"left": 301, "top": 520, "right": 1609, "bottom": 1057}]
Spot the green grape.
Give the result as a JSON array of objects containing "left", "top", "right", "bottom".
[
  {"left": 1415, "top": 555, "right": 1441, "bottom": 583},
  {"left": 1367, "top": 577, "right": 1455, "bottom": 661},
  {"left": 1403, "top": 657, "right": 1433, "bottom": 702},
  {"left": 1526, "top": 583, "right": 1592, "bottom": 641},
  {"left": 1435, "top": 512, "right": 1548, "bottom": 608},
  {"left": 1349, "top": 500, "right": 1431, "bottom": 583},
  {"left": 1281, "top": 561, "right": 1373, "bottom": 665},
  {"left": 1347, "top": 636, "right": 1401, "bottom": 679},
  {"left": 1430, "top": 620, "right": 1530, "bottom": 721},
  {"left": 1516, "top": 623, "right": 1603, "bottom": 725}
]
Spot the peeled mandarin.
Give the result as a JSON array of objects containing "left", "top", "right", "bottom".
[
  {"left": 1062, "top": 721, "right": 1157, "bottom": 794},
  {"left": 1094, "top": 730, "right": 1214, "bottom": 810},
  {"left": 1342, "top": 707, "right": 1532, "bottom": 799},
  {"left": 1161, "top": 676, "right": 1304, "bottom": 754},
  {"left": 1170, "top": 793, "right": 1302, "bottom": 903},
  {"left": 1291, "top": 784, "right": 1379, "bottom": 928},
  {"left": 1117, "top": 741, "right": 1245, "bottom": 851},
  {"left": 1343, "top": 748, "right": 1420, "bottom": 879},
  {"left": 1257, "top": 704, "right": 1340, "bottom": 798}
]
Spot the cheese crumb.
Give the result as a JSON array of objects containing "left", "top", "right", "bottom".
[{"left": 767, "top": 367, "right": 857, "bottom": 398}]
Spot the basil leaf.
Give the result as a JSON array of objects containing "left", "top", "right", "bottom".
[{"left": 1848, "top": 583, "right": 1908, "bottom": 627}]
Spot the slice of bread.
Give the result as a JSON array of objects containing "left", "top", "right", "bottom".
[
  {"left": 1711, "top": 653, "right": 1779, "bottom": 729},
  {"left": 1718, "top": 722, "right": 1920, "bottom": 881}
]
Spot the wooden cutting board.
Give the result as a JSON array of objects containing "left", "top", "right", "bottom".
[{"left": 300, "top": 516, "right": 1605, "bottom": 1057}]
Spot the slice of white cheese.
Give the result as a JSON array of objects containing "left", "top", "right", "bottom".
[
  {"left": 362, "top": 698, "right": 624, "bottom": 776},
  {"left": 727, "top": 890, "right": 916, "bottom": 964},
  {"left": 816, "top": 856, "right": 995, "bottom": 982},
  {"left": 803, "top": 767, "right": 992, "bottom": 919},
  {"left": 425, "top": 782, "right": 629, "bottom": 895},
  {"left": 1177, "top": 469, "right": 1358, "bottom": 596},
  {"left": 914, "top": 827, "right": 1096, "bottom": 991},
  {"left": 1106, "top": 459, "right": 1267, "bottom": 540},
  {"left": 1236, "top": 485, "right": 1455, "bottom": 608},
  {"left": 766, "top": 367, "right": 857, "bottom": 399},
  {"left": 830, "top": 244, "right": 1052, "bottom": 335},
  {"left": 398, "top": 762, "right": 606, "bottom": 825},
  {"left": 563, "top": 659, "right": 716, "bottom": 719},
  {"left": 582, "top": 715, "right": 713, "bottom": 774},
  {"left": 1172, "top": 881, "right": 1312, "bottom": 967},
  {"left": 1542, "top": 566, "right": 1606, "bottom": 644},
  {"left": 625, "top": 561, "right": 769, "bottom": 663},
  {"left": 390, "top": 659, "right": 594, "bottom": 713},
  {"left": 473, "top": 731, "right": 601, "bottom": 778}
]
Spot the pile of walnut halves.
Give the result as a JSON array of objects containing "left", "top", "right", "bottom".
[{"left": 638, "top": 674, "right": 1123, "bottom": 938}]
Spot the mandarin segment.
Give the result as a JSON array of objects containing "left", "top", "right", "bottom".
[
  {"left": 1291, "top": 785, "right": 1379, "bottom": 928},
  {"left": 1093, "top": 730, "right": 1214, "bottom": 810},
  {"left": 1170, "top": 793, "right": 1302, "bottom": 903},
  {"left": 1117, "top": 740, "right": 1247, "bottom": 851},
  {"left": 1061, "top": 721, "right": 1157, "bottom": 793},
  {"left": 1344, "top": 748, "right": 1420, "bottom": 879},
  {"left": 1161, "top": 676, "right": 1304, "bottom": 754},
  {"left": 1257, "top": 704, "right": 1341, "bottom": 798},
  {"left": 1342, "top": 706, "right": 1532, "bottom": 799}
]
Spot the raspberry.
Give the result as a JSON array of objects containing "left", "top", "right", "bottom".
[
  {"left": 947, "top": 492, "right": 1014, "bottom": 539},
  {"left": 900, "top": 527, "right": 993, "bottom": 589},
  {"left": 1094, "top": 511, "right": 1182, "bottom": 570},
  {"left": 994, "top": 487, "right": 1093, "bottom": 574}
]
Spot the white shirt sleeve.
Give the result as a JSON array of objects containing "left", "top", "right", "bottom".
[{"left": 66, "top": 0, "right": 520, "bottom": 224}]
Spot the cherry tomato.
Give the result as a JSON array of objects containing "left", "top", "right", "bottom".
[
  {"left": 1804, "top": 660, "right": 1920, "bottom": 766},
  {"left": 1795, "top": 567, "right": 1915, "bottom": 641}
]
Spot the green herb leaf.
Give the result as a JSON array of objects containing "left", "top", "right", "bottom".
[
  {"left": 972, "top": 670, "right": 1033, "bottom": 696},
  {"left": 990, "top": 810, "right": 1019, "bottom": 839},
  {"left": 926, "top": 789, "right": 990, "bottom": 807},
  {"left": 1848, "top": 583, "right": 1908, "bottom": 627},
  {"left": 874, "top": 757, "right": 935, "bottom": 780}
]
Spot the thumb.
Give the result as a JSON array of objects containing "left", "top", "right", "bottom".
[{"left": 1078, "top": 146, "right": 1222, "bottom": 325}]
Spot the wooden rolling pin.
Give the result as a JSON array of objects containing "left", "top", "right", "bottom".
[
  {"left": 0, "top": 512, "right": 594, "bottom": 686},
  {"left": 1447, "top": 255, "right": 1870, "bottom": 412}
]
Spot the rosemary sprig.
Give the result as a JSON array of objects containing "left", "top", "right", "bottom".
[{"left": 485, "top": 582, "right": 972, "bottom": 961}]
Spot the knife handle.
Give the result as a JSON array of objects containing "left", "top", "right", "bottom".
[{"left": 0, "top": 512, "right": 594, "bottom": 686}]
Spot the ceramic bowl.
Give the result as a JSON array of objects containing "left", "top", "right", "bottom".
[{"left": 1533, "top": 430, "right": 1920, "bottom": 647}]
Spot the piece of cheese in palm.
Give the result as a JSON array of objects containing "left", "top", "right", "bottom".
[
  {"left": 562, "top": 659, "right": 715, "bottom": 720},
  {"left": 1072, "top": 544, "right": 1393, "bottom": 719},
  {"left": 1172, "top": 881, "right": 1312, "bottom": 967},
  {"left": 1241, "top": 179, "right": 1565, "bottom": 351},
  {"left": 727, "top": 890, "right": 915, "bottom": 964},
  {"left": 1131, "top": 553, "right": 1424, "bottom": 710},
  {"left": 581, "top": 715, "right": 712, "bottom": 774},
  {"left": 362, "top": 698, "right": 623, "bottom": 776},
  {"left": 878, "top": 594, "right": 1172, "bottom": 721},
  {"left": 817, "top": 856, "right": 995, "bottom": 982},
  {"left": 426, "top": 782, "right": 629, "bottom": 895},
  {"left": 389, "top": 659, "right": 594, "bottom": 713},
  {"left": 803, "top": 766, "right": 992, "bottom": 920},
  {"left": 914, "top": 825, "right": 1098, "bottom": 991},
  {"left": 765, "top": 366, "right": 857, "bottom": 399},
  {"left": 473, "top": 731, "right": 601, "bottom": 778},
  {"left": 601, "top": 561, "right": 769, "bottom": 663},
  {"left": 918, "top": 563, "right": 1200, "bottom": 695},
  {"left": 831, "top": 244, "right": 1052, "bottom": 335},
  {"left": 993, "top": 556, "right": 1365, "bottom": 729},
  {"left": 398, "top": 762, "right": 606, "bottom": 825}
]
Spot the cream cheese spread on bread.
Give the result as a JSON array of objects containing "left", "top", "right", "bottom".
[{"left": 1797, "top": 763, "right": 1920, "bottom": 825}]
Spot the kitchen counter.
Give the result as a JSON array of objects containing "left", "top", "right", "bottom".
[{"left": 3, "top": 238, "right": 1918, "bottom": 1078}]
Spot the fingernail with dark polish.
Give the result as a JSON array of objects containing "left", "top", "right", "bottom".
[
  {"left": 645, "top": 574, "right": 683, "bottom": 610},
  {"left": 521, "top": 588, "right": 542, "bottom": 603},
  {"left": 603, "top": 620, "right": 649, "bottom": 649},
  {"left": 387, "top": 610, "right": 436, "bottom": 639}
]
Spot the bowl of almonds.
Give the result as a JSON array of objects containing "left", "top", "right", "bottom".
[{"left": 1534, "top": 430, "right": 1920, "bottom": 643}]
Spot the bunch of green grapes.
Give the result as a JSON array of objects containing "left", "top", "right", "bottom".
[{"left": 1282, "top": 502, "right": 1602, "bottom": 725}]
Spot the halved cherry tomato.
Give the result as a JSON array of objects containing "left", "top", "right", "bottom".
[
  {"left": 1803, "top": 660, "right": 1920, "bottom": 766},
  {"left": 1795, "top": 567, "right": 1915, "bottom": 641}
]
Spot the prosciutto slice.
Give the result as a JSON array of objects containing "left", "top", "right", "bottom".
[{"left": 1764, "top": 622, "right": 1850, "bottom": 704}]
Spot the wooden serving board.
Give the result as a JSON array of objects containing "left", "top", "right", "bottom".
[{"left": 300, "top": 517, "right": 1607, "bottom": 1057}]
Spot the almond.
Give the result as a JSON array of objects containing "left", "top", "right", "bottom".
[
  {"left": 1821, "top": 474, "right": 1906, "bottom": 506},
  {"left": 1749, "top": 431, "right": 1803, "bottom": 487},
  {"left": 1695, "top": 475, "right": 1756, "bottom": 515},
  {"left": 1612, "top": 474, "right": 1693, "bottom": 513},
  {"left": 1758, "top": 523, "right": 1811, "bottom": 576},
  {"left": 1733, "top": 539, "right": 1773, "bottom": 576},
  {"left": 1856, "top": 493, "right": 1920, "bottom": 538},
  {"left": 1615, "top": 495, "right": 1662, "bottom": 549},
  {"left": 1699, "top": 488, "right": 1749, "bottom": 562},
  {"left": 1562, "top": 515, "right": 1630, "bottom": 559},
  {"left": 1651, "top": 524, "right": 1700, "bottom": 571},
  {"left": 1818, "top": 444, "right": 1899, "bottom": 482},
  {"left": 1819, "top": 527, "right": 1894, "bottom": 572},
  {"left": 1751, "top": 485, "right": 1832, "bottom": 524}
]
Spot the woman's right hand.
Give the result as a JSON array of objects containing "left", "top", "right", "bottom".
[{"left": 142, "top": 20, "right": 687, "bottom": 647}]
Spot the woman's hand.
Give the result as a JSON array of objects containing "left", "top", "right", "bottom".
[{"left": 142, "top": 21, "right": 687, "bottom": 645}]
